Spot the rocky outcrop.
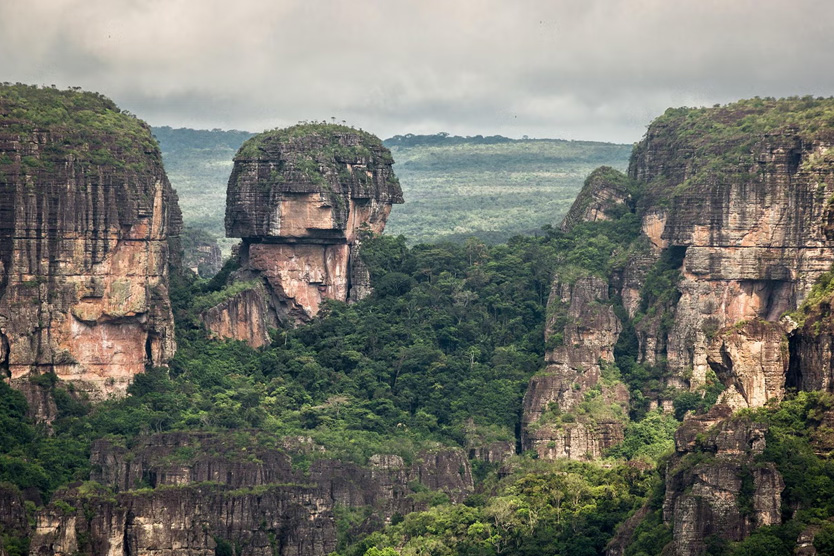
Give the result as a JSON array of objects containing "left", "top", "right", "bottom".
[
  {"left": 786, "top": 269, "right": 834, "bottom": 393},
  {"left": 231, "top": 126, "right": 400, "bottom": 308},
  {"left": 203, "top": 125, "right": 402, "bottom": 344},
  {"left": 706, "top": 319, "right": 790, "bottom": 409},
  {"left": 531, "top": 98, "right": 834, "bottom": 552},
  {"left": 30, "top": 432, "right": 472, "bottom": 556},
  {"left": 560, "top": 166, "right": 634, "bottom": 232},
  {"left": 200, "top": 281, "right": 277, "bottom": 348},
  {"left": 521, "top": 274, "right": 629, "bottom": 460},
  {"left": 0, "top": 85, "right": 180, "bottom": 403},
  {"left": 660, "top": 408, "right": 784, "bottom": 556}
]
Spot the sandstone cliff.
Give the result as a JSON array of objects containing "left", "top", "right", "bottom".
[
  {"left": 662, "top": 407, "right": 784, "bottom": 556},
  {"left": 559, "top": 165, "right": 634, "bottom": 233},
  {"left": 204, "top": 124, "right": 402, "bottom": 343},
  {"left": 0, "top": 85, "right": 181, "bottom": 404},
  {"left": 521, "top": 273, "right": 630, "bottom": 460},
  {"left": 24, "top": 431, "right": 472, "bottom": 556},
  {"left": 577, "top": 99, "right": 834, "bottom": 554}
]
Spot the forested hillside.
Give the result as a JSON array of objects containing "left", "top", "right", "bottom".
[
  {"left": 384, "top": 134, "right": 632, "bottom": 244},
  {"left": 6, "top": 94, "right": 834, "bottom": 556}
]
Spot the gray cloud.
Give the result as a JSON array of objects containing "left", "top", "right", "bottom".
[{"left": 2, "top": 0, "right": 834, "bottom": 142}]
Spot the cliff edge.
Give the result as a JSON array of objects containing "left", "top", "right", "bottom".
[{"left": 0, "top": 85, "right": 181, "bottom": 408}]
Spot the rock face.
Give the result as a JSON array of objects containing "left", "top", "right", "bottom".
[
  {"left": 560, "top": 166, "right": 634, "bottom": 233},
  {"left": 521, "top": 273, "right": 629, "bottom": 460},
  {"left": 523, "top": 99, "right": 834, "bottom": 552},
  {"left": 566, "top": 100, "right": 834, "bottom": 554},
  {"left": 629, "top": 105, "right": 834, "bottom": 394},
  {"left": 26, "top": 432, "right": 472, "bottom": 556},
  {"left": 662, "top": 409, "right": 784, "bottom": 556},
  {"left": 706, "top": 319, "right": 789, "bottom": 410},
  {"left": 200, "top": 282, "right": 277, "bottom": 348},
  {"left": 0, "top": 85, "right": 180, "bottom": 402},
  {"left": 216, "top": 124, "right": 403, "bottom": 334}
]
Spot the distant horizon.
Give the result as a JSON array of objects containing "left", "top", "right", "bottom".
[{"left": 150, "top": 124, "right": 635, "bottom": 146}]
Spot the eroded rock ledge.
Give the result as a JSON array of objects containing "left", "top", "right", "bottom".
[{"left": 24, "top": 431, "right": 471, "bottom": 556}]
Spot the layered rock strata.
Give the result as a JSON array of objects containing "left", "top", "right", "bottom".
[
  {"left": 630, "top": 108, "right": 834, "bottom": 396},
  {"left": 26, "top": 432, "right": 472, "bottom": 556},
  {"left": 200, "top": 281, "right": 277, "bottom": 348},
  {"left": 0, "top": 85, "right": 180, "bottom": 402},
  {"left": 521, "top": 168, "right": 635, "bottom": 460},
  {"left": 584, "top": 100, "right": 834, "bottom": 554},
  {"left": 525, "top": 101, "right": 834, "bottom": 466},
  {"left": 559, "top": 165, "right": 634, "bottom": 233},
  {"left": 205, "top": 125, "right": 402, "bottom": 343}
]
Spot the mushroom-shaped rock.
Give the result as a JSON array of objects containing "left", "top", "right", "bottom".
[{"left": 214, "top": 124, "right": 403, "bottom": 332}]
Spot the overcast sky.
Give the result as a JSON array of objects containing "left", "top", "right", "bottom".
[{"left": 2, "top": 0, "right": 834, "bottom": 143}]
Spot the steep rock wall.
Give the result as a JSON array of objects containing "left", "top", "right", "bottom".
[
  {"left": 205, "top": 125, "right": 402, "bottom": 342},
  {"left": 629, "top": 107, "right": 834, "bottom": 394},
  {"left": 0, "top": 85, "right": 180, "bottom": 402},
  {"left": 662, "top": 409, "right": 784, "bottom": 556},
  {"left": 200, "top": 282, "right": 277, "bottom": 348},
  {"left": 521, "top": 274, "right": 629, "bottom": 460},
  {"left": 599, "top": 100, "right": 834, "bottom": 554}
]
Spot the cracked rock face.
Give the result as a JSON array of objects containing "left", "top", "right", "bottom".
[
  {"left": 206, "top": 125, "right": 402, "bottom": 341},
  {"left": 661, "top": 409, "right": 785, "bottom": 556},
  {"left": 630, "top": 113, "right": 834, "bottom": 391},
  {"left": 0, "top": 85, "right": 180, "bottom": 403}
]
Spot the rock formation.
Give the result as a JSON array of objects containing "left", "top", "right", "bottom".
[
  {"left": 706, "top": 319, "right": 789, "bottom": 410},
  {"left": 633, "top": 115, "right": 834, "bottom": 396},
  {"left": 24, "top": 431, "right": 472, "bottom": 556},
  {"left": 203, "top": 124, "right": 402, "bottom": 343},
  {"left": 560, "top": 99, "right": 834, "bottom": 554},
  {"left": 559, "top": 165, "right": 634, "bottom": 233},
  {"left": 0, "top": 85, "right": 181, "bottom": 403},
  {"left": 525, "top": 100, "right": 834, "bottom": 467},
  {"left": 662, "top": 408, "right": 784, "bottom": 556},
  {"left": 521, "top": 274, "right": 630, "bottom": 460}
]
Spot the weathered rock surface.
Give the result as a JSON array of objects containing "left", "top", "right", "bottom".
[
  {"left": 200, "top": 281, "right": 277, "bottom": 348},
  {"left": 662, "top": 409, "right": 784, "bottom": 556},
  {"left": 204, "top": 125, "right": 402, "bottom": 343},
  {"left": 0, "top": 85, "right": 180, "bottom": 403},
  {"left": 706, "top": 319, "right": 790, "bottom": 409},
  {"left": 521, "top": 274, "right": 629, "bottom": 460},
  {"left": 787, "top": 270, "right": 834, "bottom": 393},
  {"left": 29, "top": 432, "right": 472, "bottom": 556},
  {"left": 630, "top": 109, "right": 834, "bottom": 391},
  {"left": 530, "top": 100, "right": 834, "bottom": 552}
]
